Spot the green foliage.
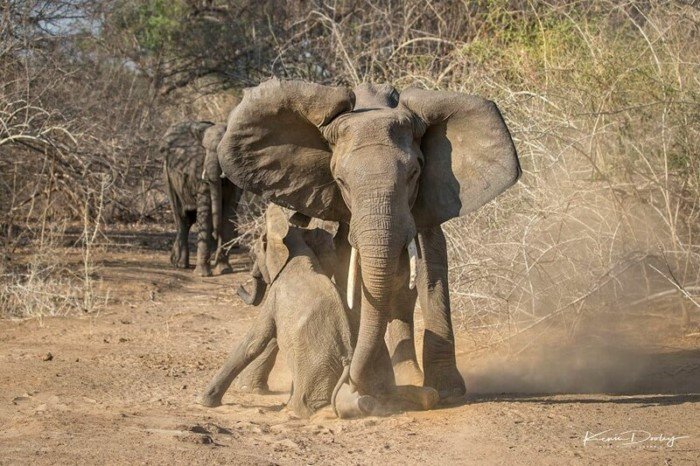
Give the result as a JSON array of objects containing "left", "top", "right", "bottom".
[{"left": 114, "top": 0, "right": 185, "bottom": 53}]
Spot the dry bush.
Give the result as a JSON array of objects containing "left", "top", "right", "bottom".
[
  {"left": 1, "top": 0, "right": 151, "bottom": 318},
  {"left": 0, "top": 175, "right": 108, "bottom": 319},
  {"left": 227, "top": 193, "right": 268, "bottom": 254},
  {"left": 2, "top": 0, "right": 698, "bottom": 340}
]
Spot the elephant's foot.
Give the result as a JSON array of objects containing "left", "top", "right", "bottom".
[
  {"left": 424, "top": 364, "right": 466, "bottom": 403},
  {"left": 171, "top": 246, "right": 189, "bottom": 269},
  {"left": 333, "top": 383, "right": 378, "bottom": 419},
  {"left": 213, "top": 261, "right": 232, "bottom": 276},
  {"left": 198, "top": 391, "right": 223, "bottom": 408},
  {"left": 393, "top": 360, "right": 424, "bottom": 386},
  {"left": 193, "top": 264, "right": 212, "bottom": 277},
  {"left": 171, "top": 256, "right": 189, "bottom": 269},
  {"left": 394, "top": 385, "right": 439, "bottom": 411},
  {"left": 172, "top": 255, "right": 189, "bottom": 269},
  {"left": 232, "top": 381, "right": 270, "bottom": 394}
]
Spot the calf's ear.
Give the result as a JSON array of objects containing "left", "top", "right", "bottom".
[{"left": 262, "top": 204, "right": 291, "bottom": 283}]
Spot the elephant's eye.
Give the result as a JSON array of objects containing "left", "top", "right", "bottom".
[{"left": 389, "top": 89, "right": 399, "bottom": 105}]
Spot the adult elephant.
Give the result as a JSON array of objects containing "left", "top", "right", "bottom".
[
  {"left": 162, "top": 121, "right": 242, "bottom": 276},
  {"left": 216, "top": 79, "right": 521, "bottom": 402}
]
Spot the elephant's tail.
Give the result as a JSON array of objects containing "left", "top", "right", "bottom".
[{"left": 331, "top": 363, "right": 351, "bottom": 418}]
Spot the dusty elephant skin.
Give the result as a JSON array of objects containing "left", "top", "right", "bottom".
[
  {"left": 161, "top": 121, "right": 242, "bottom": 276},
  {"left": 199, "top": 205, "right": 370, "bottom": 418},
  {"left": 217, "top": 79, "right": 521, "bottom": 403}
]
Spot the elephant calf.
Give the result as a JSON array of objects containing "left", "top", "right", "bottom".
[
  {"left": 198, "top": 205, "right": 376, "bottom": 418},
  {"left": 199, "top": 205, "right": 440, "bottom": 418},
  {"left": 161, "top": 121, "right": 242, "bottom": 276}
]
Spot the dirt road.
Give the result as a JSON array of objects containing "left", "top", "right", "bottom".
[{"left": 1, "top": 244, "right": 698, "bottom": 465}]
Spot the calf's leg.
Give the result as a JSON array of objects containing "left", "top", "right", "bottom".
[{"left": 199, "top": 314, "right": 276, "bottom": 407}]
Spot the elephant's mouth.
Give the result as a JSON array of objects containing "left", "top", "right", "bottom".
[{"left": 345, "top": 237, "right": 417, "bottom": 309}]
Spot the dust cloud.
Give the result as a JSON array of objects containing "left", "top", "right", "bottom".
[{"left": 458, "top": 311, "right": 700, "bottom": 396}]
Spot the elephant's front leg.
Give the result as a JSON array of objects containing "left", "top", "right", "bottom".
[
  {"left": 416, "top": 225, "right": 466, "bottom": 401},
  {"left": 199, "top": 314, "right": 276, "bottom": 407},
  {"left": 231, "top": 338, "right": 278, "bottom": 393}
]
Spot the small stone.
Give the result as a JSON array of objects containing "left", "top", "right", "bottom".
[
  {"left": 42, "top": 352, "right": 53, "bottom": 361},
  {"left": 189, "top": 425, "right": 210, "bottom": 434},
  {"left": 12, "top": 395, "right": 30, "bottom": 405}
]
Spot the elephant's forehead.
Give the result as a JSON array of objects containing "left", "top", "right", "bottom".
[
  {"left": 339, "top": 107, "right": 413, "bottom": 134},
  {"left": 352, "top": 83, "right": 398, "bottom": 109}
]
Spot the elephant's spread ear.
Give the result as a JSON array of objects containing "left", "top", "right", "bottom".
[
  {"left": 400, "top": 88, "right": 521, "bottom": 228},
  {"left": 218, "top": 78, "right": 354, "bottom": 222},
  {"left": 264, "top": 204, "right": 291, "bottom": 283}
]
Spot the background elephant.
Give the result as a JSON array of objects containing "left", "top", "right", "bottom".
[
  {"left": 161, "top": 121, "right": 243, "bottom": 276},
  {"left": 217, "top": 79, "right": 521, "bottom": 402},
  {"left": 198, "top": 205, "right": 367, "bottom": 418}
]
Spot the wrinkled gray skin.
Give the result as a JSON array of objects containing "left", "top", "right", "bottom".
[
  {"left": 199, "top": 205, "right": 363, "bottom": 418},
  {"left": 217, "top": 79, "right": 521, "bottom": 403},
  {"left": 232, "top": 215, "right": 346, "bottom": 394},
  {"left": 162, "top": 121, "right": 242, "bottom": 276}
]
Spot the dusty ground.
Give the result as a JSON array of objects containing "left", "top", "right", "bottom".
[{"left": 1, "top": 233, "right": 699, "bottom": 465}]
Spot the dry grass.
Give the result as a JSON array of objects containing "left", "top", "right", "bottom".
[{"left": 0, "top": 178, "right": 109, "bottom": 320}]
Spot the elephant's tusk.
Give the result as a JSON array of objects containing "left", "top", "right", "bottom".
[
  {"left": 408, "top": 238, "right": 417, "bottom": 290},
  {"left": 201, "top": 168, "right": 207, "bottom": 181},
  {"left": 347, "top": 247, "right": 358, "bottom": 309}
]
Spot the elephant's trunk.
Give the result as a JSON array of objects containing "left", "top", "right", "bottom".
[
  {"left": 203, "top": 143, "right": 224, "bottom": 260},
  {"left": 348, "top": 211, "right": 406, "bottom": 395},
  {"left": 237, "top": 264, "right": 266, "bottom": 306},
  {"left": 210, "top": 178, "right": 222, "bottom": 243}
]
